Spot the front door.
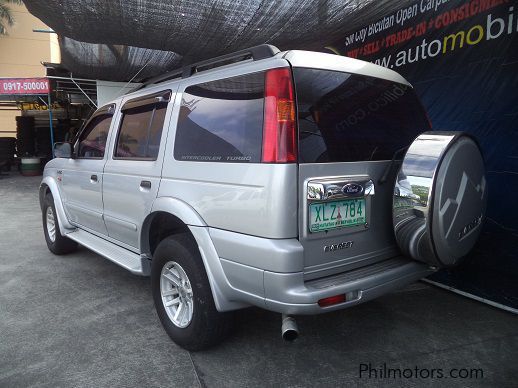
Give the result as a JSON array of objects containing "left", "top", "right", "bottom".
[{"left": 61, "top": 107, "right": 114, "bottom": 235}]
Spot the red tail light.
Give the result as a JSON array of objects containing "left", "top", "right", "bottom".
[
  {"left": 262, "top": 67, "right": 297, "bottom": 163},
  {"left": 318, "top": 294, "right": 346, "bottom": 307}
]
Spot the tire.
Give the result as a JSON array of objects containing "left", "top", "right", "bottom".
[
  {"left": 151, "top": 234, "right": 232, "bottom": 351},
  {"left": 393, "top": 133, "right": 486, "bottom": 267},
  {"left": 42, "top": 194, "right": 78, "bottom": 255}
]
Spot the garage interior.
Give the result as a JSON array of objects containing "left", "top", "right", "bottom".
[{"left": 0, "top": 70, "right": 96, "bottom": 175}]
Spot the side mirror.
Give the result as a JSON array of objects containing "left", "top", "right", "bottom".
[{"left": 53, "top": 142, "right": 73, "bottom": 158}]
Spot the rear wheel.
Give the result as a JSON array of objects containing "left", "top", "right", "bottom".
[
  {"left": 151, "top": 234, "right": 232, "bottom": 351},
  {"left": 42, "top": 194, "right": 78, "bottom": 255}
]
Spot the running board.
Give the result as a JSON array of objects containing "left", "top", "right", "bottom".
[{"left": 65, "top": 229, "right": 146, "bottom": 275}]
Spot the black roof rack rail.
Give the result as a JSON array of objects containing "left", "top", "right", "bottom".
[
  {"left": 182, "top": 44, "right": 280, "bottom": 78},
  {"left": 132, "top": 69, "right": 183, "bottom": 92},
  {"left": 134, "top": 44, "right": 280, "bottom": 92}
]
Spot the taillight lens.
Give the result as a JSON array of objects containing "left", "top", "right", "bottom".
[
  {"left": 318, "top": 294, "right": 346, "bottom": 307},
  {"left": 262, "top": 67, "right": 297, "bottom": 163}
]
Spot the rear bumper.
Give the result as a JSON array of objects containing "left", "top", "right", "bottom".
[
  {"left": 262, "top": 257, "right": 434, "bottom": 314},
  {"left": 209, "top": 228, "right": 435, "bottom": 314}
]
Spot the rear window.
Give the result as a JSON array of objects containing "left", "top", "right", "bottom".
[
  {"left": 115, "top": 91, "right": 170, "bottom": 160},
  {"left": 174, "top": 72, "right": 264, "bottom": 163},
  {"left": 294, "top": 68, "right": 431, "bottom": 163}
]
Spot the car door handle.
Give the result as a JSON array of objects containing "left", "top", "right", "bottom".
[
  {"left": 90, "top": 174, "right": 98, "bottom": 182},
  {"left": 140, "top": 180, "right": 151, "bottom": 189}
]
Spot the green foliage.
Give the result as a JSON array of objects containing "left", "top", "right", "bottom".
[
  {"left": 411, "top": 185, "right": 430, "bottom": 204},
  {"left": 0, "top": 0, "right": 23, "bottom": 35}
]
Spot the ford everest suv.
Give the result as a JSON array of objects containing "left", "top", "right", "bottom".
[{"left": 40, "top": 45, "right": 487, "bottom": 350}]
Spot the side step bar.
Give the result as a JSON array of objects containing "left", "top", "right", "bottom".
[{"left": 65, "top": 229, "right": 147, "bottom": 275}]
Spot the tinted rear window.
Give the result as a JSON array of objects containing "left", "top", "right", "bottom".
[
  {"left": 294, "top": 68, "right": 431, "bottom": 163},
  {"left": 115, "top": 104, "right": 167, "bottom": 160},
  {"left": 174, "top": 72, "right": 264, "bottom": 163}
]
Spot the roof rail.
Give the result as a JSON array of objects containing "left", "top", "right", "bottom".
[
  {"left": 136, "top": 69, "right": 183, "bottom": 91},
  {"left": 134, "top": 44, "right": 280, "bottom": 91},
  {"left": 182, "top": 44, "right": 280, "bottom": 78}
]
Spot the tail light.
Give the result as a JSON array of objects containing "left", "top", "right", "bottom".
[
  {"left": 262, "top": 67, "right": 297, "bottom": 163},
  {"left": 318, "top": 294, "right": 346, "bottom": 307}
]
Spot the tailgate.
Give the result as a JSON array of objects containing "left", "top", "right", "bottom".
[
  {"left": 299, "top": 162, "right": 399, "bottom": 280},
  {"left": 292, "top": 66, "right": 431, "bottom": 279}
]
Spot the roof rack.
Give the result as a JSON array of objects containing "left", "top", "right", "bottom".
[{"left": 135, "top": 44, "right": 280, "bottom": 91}]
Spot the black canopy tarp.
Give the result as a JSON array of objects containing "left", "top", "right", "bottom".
[
  {"left": 58, "top": 38, "right": 182, "bottom": 81},
  {"left": 24, "top": 0, "right": 412, "bottom": 81}
]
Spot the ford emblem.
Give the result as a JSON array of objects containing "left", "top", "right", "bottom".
[{"left": 342, "top": 183, "right": 364, "bottom": 196}]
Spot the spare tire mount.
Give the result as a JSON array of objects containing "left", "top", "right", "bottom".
[{"left": 393, "top": 132, "right": 487, "bottom": 268}]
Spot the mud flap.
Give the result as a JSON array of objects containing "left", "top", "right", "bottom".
[{"left": 393, "top": 132, "right": 487, "bottom": 268}]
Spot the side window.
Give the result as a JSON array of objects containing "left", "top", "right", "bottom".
[
  {"left": 174, "top": 72, "right": 264, "bottom": 163},
  {"left": 77, "top": 114, "right": 112, "bottom": 158},
  {"left": 115, "top": 93, "right": 169, "bottom": 160}
]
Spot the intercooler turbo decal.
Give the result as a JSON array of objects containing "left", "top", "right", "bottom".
[{"left": 327, "top": 0, "right": 518, "bottom": 311}]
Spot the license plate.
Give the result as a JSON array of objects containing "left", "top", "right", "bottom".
[{"left": 309, "top": 198, "right": 367, "bottom": 233}]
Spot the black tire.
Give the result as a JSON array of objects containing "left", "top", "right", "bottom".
[
  {"left": 151, "top": 234, "right": 233, "bottom": 351},
  {"left": 42, "top": 194, "right": 78, "bottom": 255}
]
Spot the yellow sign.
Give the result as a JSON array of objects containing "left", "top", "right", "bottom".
[{"left": 19, "top": 101, "right": 61, "bottom": 111}]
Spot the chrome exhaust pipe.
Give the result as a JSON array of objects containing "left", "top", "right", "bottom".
[{"left": 281, "top": 314, "right": 299, "bottom": 341}]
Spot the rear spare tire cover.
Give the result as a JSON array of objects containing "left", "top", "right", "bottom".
[{"left": 393, "top": 132, "right": 487, "bottom": 268}]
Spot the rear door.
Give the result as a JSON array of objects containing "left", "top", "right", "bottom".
[
  {"left": 293, "top": 68, "right": 431, "bottom": 280},
  {"left": 102, "top": 90, "right": 173, "bottom": 249}
]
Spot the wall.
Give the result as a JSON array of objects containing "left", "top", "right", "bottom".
[
  {"left": 0, "top": 3, "right": 54, "bottom": 76},
  {"left": 96, "top": 81, "right": 141, "bottom": 107},
  {"left": 0, "top": 109, "right": 18, "bottom": 137},
  {"left": 0, "top": 2, "right": 57, "bottom": 137}
]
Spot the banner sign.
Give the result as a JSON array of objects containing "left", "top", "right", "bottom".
[
  {"left": 0, "top": 77, "right": 50, "bottom": 95},
  {"left": 327, "top": 0, "right": 518, "bottom": 310},
  {"left": 336, "top": 0, "right": 515, "bottom": 71}
]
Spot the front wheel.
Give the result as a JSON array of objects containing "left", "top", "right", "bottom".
[
  {"left": 151, "top": 234, "right": 232, "bottom": 351},
  {"left": 42, "top": 194, "right": 77, "bottom": 255}
]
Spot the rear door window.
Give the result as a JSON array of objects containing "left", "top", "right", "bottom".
[
  {"left": 294, "top": 68, "right": 431, "bottom": 163},
  {"left": 174, "top": 72, "right": 264, "bottom": 163},
  {"left": 115, "top": 91, "right": 170, "bottom": 160}
]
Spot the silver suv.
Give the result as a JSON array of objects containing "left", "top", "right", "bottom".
[{"left": 40, "top": 45, "right": 487, "bottom": 350}]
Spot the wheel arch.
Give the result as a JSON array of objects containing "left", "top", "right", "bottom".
[
  {"left": 142, "top": 197, "right": 247, "bottom": 312},
  {"left": 39, "top": 177, "right": 74, "bottom": 232},
  {"left": 140, "top": 197, "right": 207, "bottom": 257}
]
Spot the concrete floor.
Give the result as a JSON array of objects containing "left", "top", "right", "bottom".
[{"left": 0, "top": 172, "right": 516, "bottom": 388}]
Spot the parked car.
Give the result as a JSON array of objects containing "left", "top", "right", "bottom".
[{"left": 40, "top": 45, "right": 487, "bottom": 350}]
